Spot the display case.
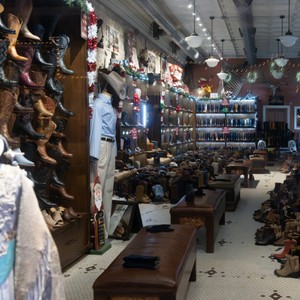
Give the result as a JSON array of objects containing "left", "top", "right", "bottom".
[{"left": 195, "top": 97, "right": 257, "bottom": 148}]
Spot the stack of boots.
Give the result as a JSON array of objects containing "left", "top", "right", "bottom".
[
  {"left": 13, "top": 99, "right": 34, "bottom": 113},
  {"left": 274, "top": 255, "right": 300, "bottom": 277},
  {"left": 0, "top": 39, "right": 18, "bottom": 87},
  {"left": 272, "top": 239, "right": 297, "bottom": 259},
  {"left": 54, "top": 34, "right": 74, "bottom": 75},
  {"left": 5, "top": 13, "right": 28, "bottom": 61},
  {"left": 0, "top": 4, "right": 15, "bottom": 35},
  {"left": 0, "top": 89, "right": 18, "bottom": 145},
  {"left": 15, "top": 0, "right": 40, "bottom": 41},
  {"left": 18, "top": 45, "right": 42, "bottom": 89},
  {"left": 35, "top": 119, "right": 57, "bottom": 165}
]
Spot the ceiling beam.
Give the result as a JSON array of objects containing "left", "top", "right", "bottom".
[
  {"left": 233, "top": 0, "right": 257, "bottom": 65},
  {"left": 135, "top": 0, "right": 202, "bottom": 62}
]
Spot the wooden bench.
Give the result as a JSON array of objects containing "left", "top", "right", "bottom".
[
  {"left": 170, "top": 189, "right": 226, "bottom": 253},
  {"left": 225, "top": 159, "right": 253, "bottom": 187},
  {"left": 208, "top": 174, "right": 241, "bottom": 211},
  {"left": 93, "top": 224, "right": 197, "bottom": 300}
]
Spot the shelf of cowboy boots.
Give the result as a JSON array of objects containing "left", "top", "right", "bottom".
[
  {"left": 196, "top": 142, "right": 256, "bottom": 149},
  {"left": 196, "top": 99, "right": 256, "bottom": 113}
]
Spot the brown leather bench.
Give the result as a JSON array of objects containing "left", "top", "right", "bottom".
[
  {"left": 170, "top": 189, "right": 226, "bottom": 253},
  {"left": 93, "top": 224, "right": 197, "bottom": 300}
]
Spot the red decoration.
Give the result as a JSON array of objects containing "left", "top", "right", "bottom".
[
  {"left": 88, "top": 37, "right": 98, "bottom": 50},
  {"left": 89, "top": 106, "right": 93, "bottom": 119},
  {"left": 89, "top": 11, "right": 97, "bottom": 25},
  {"left": 88, "top": 62, "right": 97, "bottom": 72},
  {"left": 88, "top": 84, "right": 95, "bottom": 93},
  {"left": 133, "top": 93, "right": 140, "bottom": 103},
  {"left": 175, "top": 105, "right": 181, "bottom": 112}
]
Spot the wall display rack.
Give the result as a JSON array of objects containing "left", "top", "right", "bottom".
[
  {"left": 160, "top": 88, "right": 195, "bottom": 155},
  {"left": 195, "top": 96, "right": 257, "bottom": 149}
]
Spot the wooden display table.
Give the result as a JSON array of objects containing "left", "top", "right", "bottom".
[{"left": 225, "top": 159, "right": 253, "bottom": 188}]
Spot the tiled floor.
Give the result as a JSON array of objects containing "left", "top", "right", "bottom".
[{"left": 63, "top": 164, "right": 300, "bottom": 300}]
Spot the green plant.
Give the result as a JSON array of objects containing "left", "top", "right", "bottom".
[{"left": 63, "top": 0, "right": 88, "bottom": 12}]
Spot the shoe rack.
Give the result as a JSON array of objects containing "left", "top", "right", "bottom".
[
  {"left": 119, "top": 76, "right": 149, "bottom": 165},
  {"left": 262, "top": 121, "right": 292, "bottom": 147},
  {"left": 195, "top": 96, "right": 257, "bottom": 149},
  {"left": 160, "top": 88, "right": 196, "bottom": 156},
  {"left": 3, "top": 1, "right": 90, "bottom": 270}
]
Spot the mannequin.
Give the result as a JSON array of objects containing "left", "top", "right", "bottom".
[{"left": 89, "top": 70, "right": 126, "bottom": 238}]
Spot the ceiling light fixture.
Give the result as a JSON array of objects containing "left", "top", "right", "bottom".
[
  {"left": 275, "top": 16, "right": 289, "bottom": 67},
  {"left": 217, "top": 39, "right": 228, "bottom": 80},
  {"left": 205, "top": 16, "right": 219, "bottom": 68},
  {"left": 185, "top": 0, "right": 204, "bottom": 48},
  {"left": 279, "top": 0, "right": 298, "bottom": 47}
]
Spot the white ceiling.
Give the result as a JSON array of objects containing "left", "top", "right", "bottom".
[{"left": 97, "top": 0, "right": 300, "bottom": 65}]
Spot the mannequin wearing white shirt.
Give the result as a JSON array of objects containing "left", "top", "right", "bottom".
[{"left": 89, "top": 71, "right": 126, "bottom": 238}]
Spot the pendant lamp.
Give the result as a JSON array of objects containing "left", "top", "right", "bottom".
[
  {"left": 205, "top": 16, "right": 219, "bottom": 68},
  {"left": 275, "top": 16, "right": 289, "bottom": 67},
  {"left": 185, "top": 0, "right": 203, "bottom": 48},
  {"left": 217, "top": 39, "right": 228, "bottom": 80},
  {"left": 279, "top": 0, "right": 298, "bottom": 47}
]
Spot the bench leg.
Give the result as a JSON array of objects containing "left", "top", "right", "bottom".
[
  {"left": 206, "top": 217, "right": 214, "bottom": 253},
  {"left": 189, "top": 260, "right": 197, "bottom": 282},
  {"left": 219, "top": 212, "right": 225, "bottom": 225}
]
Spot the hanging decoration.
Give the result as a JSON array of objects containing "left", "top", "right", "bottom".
[
  {"left": 247, "top": 71, "right": 258, "bottom": 83},
  {"left": 86, "top": 1, "right": 98, "bottom": 109},
  {"left": 64, "top": 0, "right": 88, "bottom": 11}
]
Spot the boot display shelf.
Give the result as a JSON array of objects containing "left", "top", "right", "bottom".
[
  {"left": 160, "top": 89, "right": 196, "bottom": 156},
  {"left": 195, "top": 97, "right": 257, "bottom": 149}
]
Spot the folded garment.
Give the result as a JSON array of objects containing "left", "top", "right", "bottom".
[
  {"left": 123, "top": 254, "right": 160, "bottom": 264},
  {"left": 123, "top": 261, "right": 160, "bottom": 269},
  {"left": 146, "top": 224, "right": 174, "bottom": 233}
]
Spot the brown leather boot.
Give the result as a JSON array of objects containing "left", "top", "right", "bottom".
[
  {"left": 35, "top": 120, "right": 57, "bottom": 164},
  {"left": 50, "top": 184, "right": 74, "bottom": 201},
  {"left": 5, "top": 13, "right": 28, "bottom": 61},
  {"left": 33, "top": 99, "right": 53, "bottom": 117},
  {"left": 47, "top": 140, "right": 73, "bottom": 158},
  {"left": 0, "top": 89, "right": 18, "bottom": 145}
]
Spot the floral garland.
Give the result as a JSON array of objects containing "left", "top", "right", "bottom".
[{"left": 86, "top": 1, "right": 98, "bottom": 113}]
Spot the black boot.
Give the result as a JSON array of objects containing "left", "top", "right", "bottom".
[
  {"left": 44, "top": 50, "right": 63, "bottom": 95},
  {"left": 0, "top": 39, "right": 18, "bottom": 87},
  {"left": 56, "top": 34, "right": 74, "bottom": 75},
  {"left": 54, "top": 95, "right": 75, "bottom": 117},
  {"left": 13, "top": 113, "right": 45, "bottom": 139},
  {"left": 31, "top": 24, "right": 54, "bottom": 69}
]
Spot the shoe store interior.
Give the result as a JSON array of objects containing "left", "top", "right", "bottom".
[{"left": 2, "top": 0, "right": 300, "bottom": 299}]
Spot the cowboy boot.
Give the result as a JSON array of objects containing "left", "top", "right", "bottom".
[
  {"left": 33, "top": 99, "right": 53, "bottom": 117},
  {"left": 0, "top": 89, "right": 18, "bottom": 145},
  {"left": 0, "top": 39, "right": 18, "bottom": 87},
  {"left": 56, "top": 34, "right": 74, "bottom": 75},
  {"left": 13, "top": 113, "right": 45, "bottom": 139},
  {"left": 272, "top": 239, "right": 297, "bottom": 259},
  {"left": 274, "top": 255, "right": 300, "bottom": 277},
  {"left": 18, "top": 45, "right": 42, "bottom": 89},
  {"left": 31, "top": 24, "right": 54, "bottom": 69},
  {"left": 47, "top": 137, "right": 73, "bottom": 159},
  {"left": 15, "top": 0, "right": 40, "bottom": 41},
  {"left": 44, "top": 50, "right": 63, "bottom": 96},
  {"left": 53, "top": 93, "right": 75, "bottom": 117},
  {"left": 0, "top": 3, "right": 15, "bottom": 35},
  {"left": 5, "top": 13, "right": 28, "bottom": 61},
  {"left": 35, "top": 119, "right": 57, "bottom": 165}
]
